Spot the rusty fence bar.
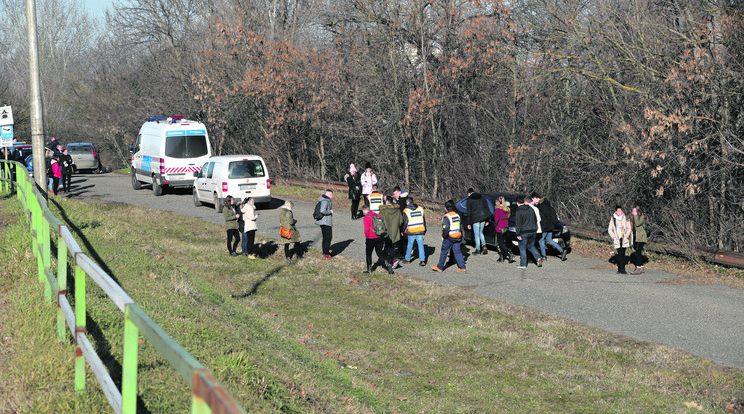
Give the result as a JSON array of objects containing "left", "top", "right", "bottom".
[{"left": 0, "top": 159, "right": 245, "bottom": 414}]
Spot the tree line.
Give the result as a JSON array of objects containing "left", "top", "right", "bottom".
[{"left": 1, "top": 0, "right": 743, "bottom": 255}]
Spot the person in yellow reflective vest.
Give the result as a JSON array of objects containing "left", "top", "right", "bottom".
[
  {"left": 368, "top": 184, "right": 384, "bottom": 213},
  {"left": 432, "top": 200, "right": 466, "bottom": 272},
  {"left": 401, "top": 197, "right": 427, "bottom": 265}
]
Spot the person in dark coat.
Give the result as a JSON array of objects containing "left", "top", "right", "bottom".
[
  {"left": 280, "top": 201, "right": 303, "bottom": 262},
  {"left": 535, "top": 196, "right": 567, "bottom": 261},
  {"left": 465, "top": 188, "right": 491, "bottom": 255},
  {"left": 344, "top": 164, "right": 363, "bottom": 219},
  {"left": 223, "top": 195, "right": 241, "bottom": 257},
  {"left": 514, "top": 196, "right": 542, "bottom": 268},
  {"left": 59, "top": 147, "right": 74, "bottom": 192}
]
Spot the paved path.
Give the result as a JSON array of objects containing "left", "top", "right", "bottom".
[{"left": 73, "top": 174, "right": 744, "bottom": 369}]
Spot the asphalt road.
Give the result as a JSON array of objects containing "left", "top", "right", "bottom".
[{"left": 69, "top": 173, "right": 744, "bottom": 369}]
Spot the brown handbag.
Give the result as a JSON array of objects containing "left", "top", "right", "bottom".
[{"left": 279, "top": 225, "right": 293, "bottom": 239}]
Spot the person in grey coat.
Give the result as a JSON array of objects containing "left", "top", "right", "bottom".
[{"left": 315, "top": 189, "right": 334, "bottom": 259}]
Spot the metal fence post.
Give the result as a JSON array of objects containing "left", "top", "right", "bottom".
[
  {"left": 122, "top": 306, "right": 140, "bottom": 414},
  {"left": 74, "top": 264, "right": 87, "bottom": 394},
  {"left": 57, "top": 235, "right": 68, "bottom": 341}
]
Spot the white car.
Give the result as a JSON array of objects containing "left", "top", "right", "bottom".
[{"left": 193, "top": 155, "right": 271, "bottom": 212}]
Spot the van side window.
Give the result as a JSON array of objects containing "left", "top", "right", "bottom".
[
  {"left": 197, "top": 163, "right": 209, "bottom": 178},
  {"left": 206, "top": 162, "right": 215, "bottom": 179}
]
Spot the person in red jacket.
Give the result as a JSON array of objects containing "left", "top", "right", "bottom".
[{"left": 362, "top": 205, "right": 394, "bottom": 275}]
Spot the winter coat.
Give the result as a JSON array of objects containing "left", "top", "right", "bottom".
[
  {"left": 378, "top": 204, "right": 404, "bottom": 244},
  {"left": 537, "top": 200, "right": 559, "bottom": 233},
  {"left": 494, "top": 207, "right": 509, "bottom": 233},
  {"left": 360, "top": 171, "right": 377, "bottom": 195},
  {"left": 608, "top": 213, "right": 632, "bottom": 249},
  {"left": 465, "top": 193, "right": 491, "bottom": 225},
  {"left": 345, "top": 173, "right": 362, "bottom": 201},
  {"left": 280, "top": 206, "right": 301, "bottom": 243},
  {"left": 241, "top": 202, "right": 258, "bottom": 232},
  {"left": 633, "top": 214, "right": 648, "bottom": 244},
  {"left": 51, "top": 160, "right": 62, "bottom": 178},
  {"left": 314, "top": 195, "right": 333, "bottom": 226},
  {"left": 514, "top": 204, "right": 538, "bottom": 236},
  {"left": 363, "top": 212, "right": 381, "bottom": 239},
  {"left": 529, "top": 204, "right": 543, "bottom": 233},
  {"left": 60, "top": 154, "right": 74, "bottom": 174},
  {"left": 223, "top": 204, "right": 239, "bottom": 231}
]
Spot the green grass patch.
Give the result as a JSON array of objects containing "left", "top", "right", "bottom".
[{"left": 0, "top": 190, "right": 743, "bottom": 413}]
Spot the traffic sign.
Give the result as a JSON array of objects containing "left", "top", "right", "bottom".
[
  {"left": 1, "top": 125, "right": 12, "bottom": 147},
  {"left": 0, "top": 106, "right": 13, "bottom": 126}
]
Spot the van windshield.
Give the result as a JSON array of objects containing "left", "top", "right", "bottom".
[
  {"left": 228, "top": 160, "right": 265, "bottom": 179},
  {"left": 165, "top": 135, "right": 209, "bottom": 159}
]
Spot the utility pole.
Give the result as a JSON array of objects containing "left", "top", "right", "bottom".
[{"left": 26, "top": 0, "right": 47, "bottom": 193}]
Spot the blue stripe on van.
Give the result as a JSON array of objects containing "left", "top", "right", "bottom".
[
  {"left": 186, "top": 130, "right": 206, "bottom": 135},
  {"left": 165, "top": 131, "right": 186, "bottom": 136}
]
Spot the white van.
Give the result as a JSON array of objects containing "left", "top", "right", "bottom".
[
  {"left": 130, "top": 116, "right": 212, "bottom": 196},
  {"left": 193, "top": 154, "right": 271, "bottom": 212}
]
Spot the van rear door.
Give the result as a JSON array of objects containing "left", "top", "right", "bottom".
[{"left": 226, "top": 159, "right": 269, "bottom": 200}]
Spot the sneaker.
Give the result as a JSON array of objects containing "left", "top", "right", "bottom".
[
  {"left": 431, "top": 265, "right": 443, "bottom": 272},
  {"left": 537, "top": 258, "right": 543, "bottom": 267},
  {"left": 481, "top": 249, "right": 488, "bottom": 255},
  {"left": 322, "top": 255, "right": 333, "bottom": 260},
  {"left": 541, "top": 256, "right": 547, "bottom": 262},
  {"left": 630, "top": 266, "right": 645, "bottom": 275},
  {"left": 419, "top": 260, "right": 426, "bottom": 266},
  {"left": 247, "top": 254, "right": 257, "bottom": 259},
  {"left": 392, "top": 259, "right": 399, "bottom": 268},
  {"left": 230, "top": 252, "right": 238, "bottom": 257},
  {"left": 516, "top": 265, "right": 526, "bottom": 269},
  {"left": 285, "top": 257, "right": 292, "bottom": 263},
  {"left": 561, "top": 249, "right": 568, "bottom": 261},
  {"left": 472, "top": 249, "right": 480, "bottom": 255},
  {"left": 401, "top": 259, "right": 412, "bottom": 264},
  {"left": 456, "top": 268, "right": 467, "bottom": 272}
]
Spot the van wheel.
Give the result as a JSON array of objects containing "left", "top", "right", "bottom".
[
  {"left": 132, "top": 171, "right": 142, "bottom": 190},
  {"left": 193, "top": 189, "right": 202, "bottom": 207},
  {"left": 153, "top": 176, "right": 163, "bottom": 196},
  {"left": 214, "top": 193, "right": 223, "bottom": 213}
]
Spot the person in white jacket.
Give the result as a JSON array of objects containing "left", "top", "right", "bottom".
[
  {"left": 360, "top": 162, "right": 377, "bottom": 206},
  {"left": 240, "top": 197, "right": 259, "bottom": 258},
  {"left": 608, "top": 205, "right": 632, "bottom": 274}
]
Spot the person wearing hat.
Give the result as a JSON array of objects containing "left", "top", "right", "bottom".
[
  {"left": 360, "top": 162, "right": 377, "bottom": 207},
  {"left": 344, "top": 163, "right": 363, "bottom": 219}
]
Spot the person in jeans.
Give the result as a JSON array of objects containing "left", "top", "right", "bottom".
[
  {"left": 465, "top": 188, "right": 491, "bottom": 255},
  {"left": 222, "top": 195, "right": 241, "bottom": 257},
  {"left": 315, "top": 189, "right": 334, "bottom": 259},
  {"left": 514, "top": 196, "right": 542, "bottom": 268},
  {"left": 402, "top": 197, "right": 427, "bottom": 266},
  {"left": 432, "top": 200, "right": 466, "bottom": 272},
  {"left": 533, "top": 194, "right": 567, "bottom": 261}
]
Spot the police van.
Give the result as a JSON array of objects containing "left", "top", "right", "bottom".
[{"left": 130, "top": 116, "right": 212, "bottom": 196}]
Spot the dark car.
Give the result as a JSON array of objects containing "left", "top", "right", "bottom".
[
  {"left": 458, "top": 192, "right": 571, "bottom": 256},
  {"left": 66, "top": 143, "right": 102, "bottom": 174},
  {"left": 11, "top": 142, "right": 34, "bottom": 166}
]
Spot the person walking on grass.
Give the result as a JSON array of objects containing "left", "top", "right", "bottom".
[
  {"left": 315, "top": 189, "right": 334, "bottom": 259},
  {"left": 280, "top": 201, "right": 303, "bottom": 262},
  {"left": 223, "top": 195, "right": 241, "bottom": 257},
  {"left": 514, "top": 196, "right": 542, "bottom": 269},
  {"left": 630, "top": 205, "right": 648, "bottom": 274},
  {"left": 608, "top": 204, "right": 632, "bottom": 274},
  {"left": 379, "top": 195, "right": 404, "bottom": 266},
  {"left": 465, "top": 188, "right": 491, "bottom": 255},
  {"left": 361, "top": 205, "right": 394, "bottom": 274},
  {"left": 432, "top": 200, "right": 466, "bottom": 273},
  {"left": 402, "top": 197, "right": 427, "bottom": 266},
  {"left": 240, "top": 197, "right": 258, "bottom": 259}
]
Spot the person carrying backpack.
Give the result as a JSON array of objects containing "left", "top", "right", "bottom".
[
  {"left": 361, "top": 205, "right": 394, "bottom": 274},
  {"left": 314, "top": 189, "right": 334, "bottom": 259}
]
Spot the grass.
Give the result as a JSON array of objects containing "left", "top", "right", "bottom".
[{"left": 1, "top": 188, "right": 743, "bottom": 413}]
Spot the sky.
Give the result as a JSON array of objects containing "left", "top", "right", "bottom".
[{"left": 84, "top": 0, "right": 113, "bottom": 19}]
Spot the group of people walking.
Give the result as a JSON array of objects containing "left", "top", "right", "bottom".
[{"left": 608, "top": 205, "right": 648, "bottom": 274}]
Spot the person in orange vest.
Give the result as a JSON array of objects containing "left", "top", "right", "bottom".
[
  {"left": 401, "top": 197, "right": 427, "bottom": 265},
  {"left": 432, "top": 200, "right": 466, "bottom": 272},
  {"left": 368, "top": 184, "right": 384, "bottom": 213}
]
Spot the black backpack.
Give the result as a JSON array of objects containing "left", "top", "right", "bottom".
[{"left": 313, "top": 201, "right": 324, "bottom": 220}]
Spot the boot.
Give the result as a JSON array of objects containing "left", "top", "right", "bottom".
[
  {"left": 497, "top": 252, "right": 505, "bottom": 262},
  {"left": 508, "top": 251, "right": 515, "bottom": 263},
  {"left": 363, "top": 264, "right": 372, "bottom": 274},
  {"left": 631, "top": 266, "right": 645, "bottom": 275}
]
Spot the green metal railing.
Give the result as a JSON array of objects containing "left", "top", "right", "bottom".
[{"left": 0, "top": 160, "right": 245, "bottom": 414}]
